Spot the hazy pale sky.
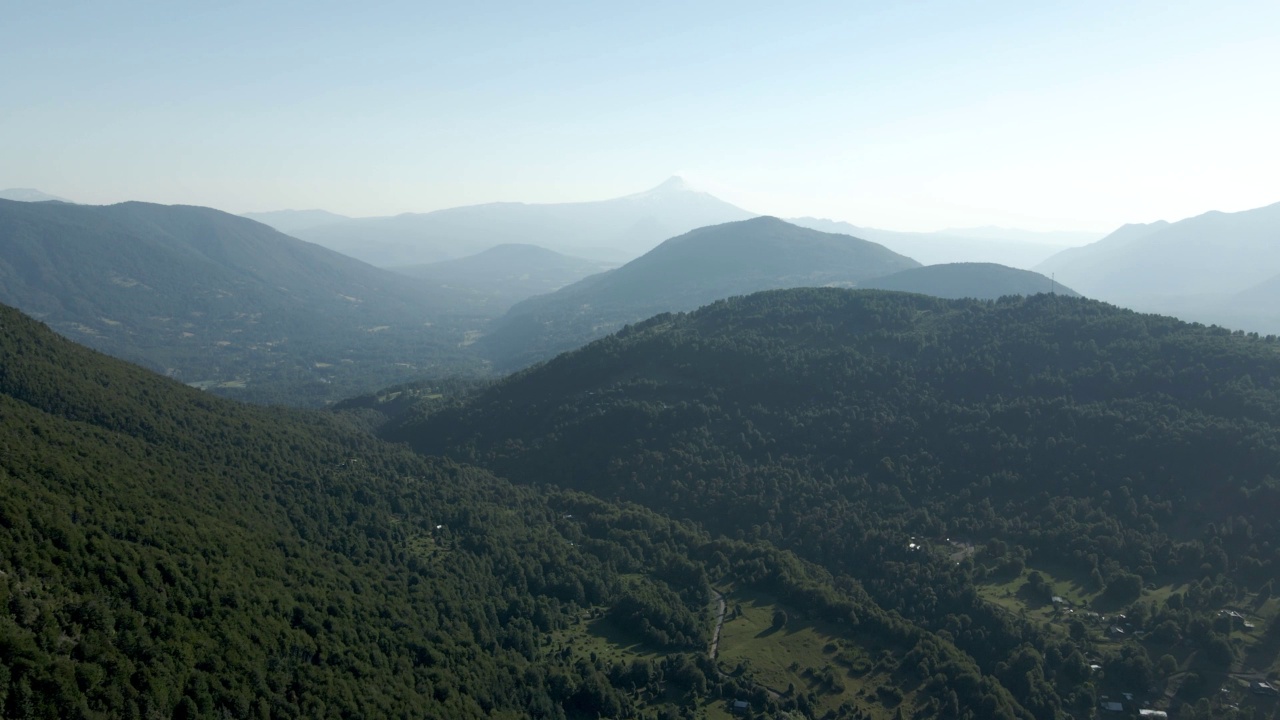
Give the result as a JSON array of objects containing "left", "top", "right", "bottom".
[{"left": 3, "top": 0, "right": 1278, "bottom": 232}]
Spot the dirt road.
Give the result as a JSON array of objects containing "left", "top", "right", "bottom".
[{"left": 709, "top": 589, "right": 727, "bottom": 659}]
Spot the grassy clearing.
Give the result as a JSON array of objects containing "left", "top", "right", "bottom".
[
  {"left": 540, "top": 585, "right": 919, "bottom": 718},
  {"left": 547, "top": 607, "right": 749, "bottom": 719},
  {"left": 404, "top": 532, "right": 446, "bottom": 564},
  {"left": 551, "top": 612, "right": 665, "bottom": 665},
  {"left": 715, "top": 588, "right": 910, "bottom": 719},
  {"left": 1237, "top": 597, "right": 1280, "bottom": 676}
]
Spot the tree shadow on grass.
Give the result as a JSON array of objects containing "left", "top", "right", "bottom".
[{"left": 754, "top": 625, "right": 783, "bottom": 639}]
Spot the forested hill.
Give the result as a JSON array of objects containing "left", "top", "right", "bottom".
[
  {"left": 476, "top": 216, "right": 919, "bottom": 370},
  {"left": 860, "top": 262, "right": 1081, "bottom": 299},
  {"left": 391, "top": 289, "right": 1280, "bottom": 719},
  {"left": 0, "top": 198, "right": 483, "bottom": 404},
  {"left": 406, "top": 289, "right": 1280, "bottom": 547},
  {"left": 0, "top": 303, "right": 1037, "bottom": 719},
  {"left": 0, "top": 302, "right": 556, "bottom": 717}
]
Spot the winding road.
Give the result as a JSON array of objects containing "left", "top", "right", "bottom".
[
  {"left": 708, "top": 589, "right": 783, "bottom": 701},
  {"left": 709, "top": 589, "right": 727, "bottom": 659}
]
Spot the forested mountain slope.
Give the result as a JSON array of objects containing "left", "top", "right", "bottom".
[
  {"left": 0, "top": 199, "right": 483, "bottom": 404},
  {"left": 392, "top": 289, "right": 1280, "bottom": 719},
  {"left": 477, "top": 217, "right": 919, "bottom": 370},
  {"left": 0, "top": 303, "right": 1039, "bottom": 719}
]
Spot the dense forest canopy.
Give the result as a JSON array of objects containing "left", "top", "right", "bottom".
[
  {"left": 0, "top": 301, "right": 1043, "bottom": 719},
  {"left": 390, "top": 288, "right": 1280, "bottom": 719},
  {"left": 7, "top": 278, "right": 1280, "bottom": 718}
]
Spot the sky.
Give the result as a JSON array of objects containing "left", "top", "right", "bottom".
[{"left": 3, "top": 0, "right": 1278, "bottom": 233}]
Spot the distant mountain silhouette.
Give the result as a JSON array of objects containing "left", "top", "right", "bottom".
[
  {"left": 0, "top": 199, "right": 479, "bottom": 403},
  {"left": 0, "top": 188, "right": 71, "bottom": 203},
  {"left": 1236, "top": 273, "right": 1280, "bottom": 305},
  {"left": 1215, "top": 274, "right": 1280, "bottom": 332},
  {"left": 1032, "top": 221, "right": 1170, "bottom": 298},
  {"left": 939, "top": 226, "right": 1103, "bottom": 245},
  {"left": 1036, "top": 202, "right": 1280, "bottom": 303},
  {"left": 241, "top": 208, "right": 351, "bottom": 234},
  {"left": 391, "top": 243, "right": 614, "bottom": 316},
  {"left": 860, "top": 262, "right": 1081, "bottom": 299},
  {"left": 293, "top": 177, "right": 756, "bottom": 266},
  {"left": 788, "top": 217, "right": 1086, "bottom": 269},
  {"left": 1154, "top": 271, "right": 1280, "bottom": 336},
  {"left": 477, "top": 216, "right": 918, "bottom": 369}
]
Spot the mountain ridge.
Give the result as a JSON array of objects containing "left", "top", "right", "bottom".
[
  {"left": 240, "top": 208, "right": 351, "bottom": 234},
  {"left": 476, "top": 216, "right": 920, "bottom": 369},
  {"left": 292, "top": 177, "right": 757, "bottom": 265},
  {"left": 788, "top": 216, "right": 1081, "bottom": 269},
  {"left": 860, "top": 262, "right": 1082, "bottom": 299},
  {"left": 0, "top": 188, "right": 71, "bottom": 203},
  {"left": 1035, "top": 201, "right": 1280, "bottom": 302},
  {"left": 0, "top": 198, "right": 480, "bottom": 404}
]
